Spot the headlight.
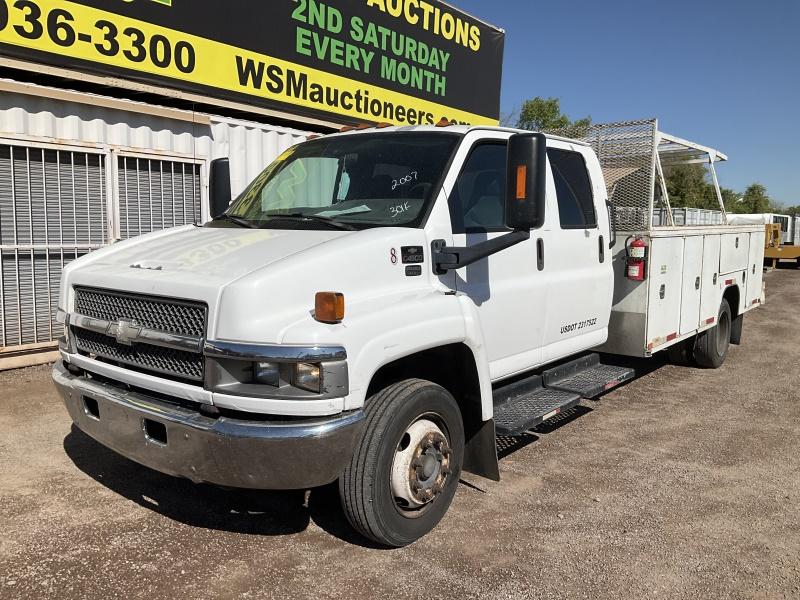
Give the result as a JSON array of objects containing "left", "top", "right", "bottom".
[
  {"left": 253, "top": 362, "right": 280, "bottom": 387},
  {"left": 293, "top": 363, "right": 321, "bottom": 393}
]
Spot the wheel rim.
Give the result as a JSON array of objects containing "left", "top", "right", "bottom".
[
  {"left": 716, "top": 310, "right": 731, "bottom": 356},
  {"left": 390, "top": 416, "right": 452, "bottom": 517}
]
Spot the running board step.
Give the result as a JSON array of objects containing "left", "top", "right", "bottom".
[
  {"left": 493, "top": 375, "right": 581, "bottom": 436},
  {"left": 543, "top": 354, "right": 635, "bottom": 399}
]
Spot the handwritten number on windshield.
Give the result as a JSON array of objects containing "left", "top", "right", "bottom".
[
  {"left": 390, "top": 202, "right": 411, "bottom": 218},
  {"left": 392, "top": 171, "right": 418, "bottom": 191}
]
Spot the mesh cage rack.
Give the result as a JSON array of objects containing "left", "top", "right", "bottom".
[{"left": 545, "top": 119, "right": 729, "bottom": 231}]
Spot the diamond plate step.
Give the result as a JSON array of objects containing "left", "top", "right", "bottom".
[
  {"left": 543, "top": 354, "right": 635, "bottom": 398},
  {"left": 493, "top": 375, "right": 581, "bottom": 436}
]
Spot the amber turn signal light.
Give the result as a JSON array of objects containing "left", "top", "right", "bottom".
[
  {"left": 315, "top": 292, "right": 345, "bottom": 324},
  {"left": 515, "top": 165, "right": 528, "bottom": 200}
]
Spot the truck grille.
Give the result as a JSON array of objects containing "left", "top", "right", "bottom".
[
  {"left": 74, "top": 328, "right": 204, "bottom": 381},
  {"left": 72, "top": 287, "right": 207, "bottom": 383},
  {"left": 75, "top": 287, "right": 206, "bottom": 338}
]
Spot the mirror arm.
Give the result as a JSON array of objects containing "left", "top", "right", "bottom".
[{"left": 432, "top": 230, "right": 531, "bottom": 275}]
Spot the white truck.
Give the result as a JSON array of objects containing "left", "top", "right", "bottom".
[{"left": 52, "top": 118, "right": 765, "bottom": 547}]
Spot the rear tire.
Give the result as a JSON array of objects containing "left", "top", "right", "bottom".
[
  {"left": 694, "top": 299, "right": 731, "bottom": 368},
  {"left": 339, "top": 379, "right": 464, "bottom": 548}
]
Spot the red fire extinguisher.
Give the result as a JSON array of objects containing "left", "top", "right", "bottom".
[{"left": 625, "top": 236, "right": 648, "bottom": 281}]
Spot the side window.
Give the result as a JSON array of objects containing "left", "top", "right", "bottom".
[
  {"left": 448, "top": 143, "right": 507, "bottom": 233},
  {"left": 549, "top": 149, "right": 597, "bottom": 229}
]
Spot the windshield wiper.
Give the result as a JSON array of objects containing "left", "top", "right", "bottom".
[
  {"left": 263, "top": 213, "right": 356, "bottom": 231},
  {"left": 213, "top": 214, "right": 257, "bottom": 229}
]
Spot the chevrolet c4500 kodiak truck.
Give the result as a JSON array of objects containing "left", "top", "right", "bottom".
[{"left": 53, "top": 119, "right": 765, "bottom": 547}]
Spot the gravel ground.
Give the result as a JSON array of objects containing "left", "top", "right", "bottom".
[{"left": 1, "top": 268, "right": 798, "bottom": 600}]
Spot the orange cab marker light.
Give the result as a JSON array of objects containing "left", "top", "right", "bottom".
[
  {"left": 436, "top": 118, "right": 452, "bottom": 127},
  {"left": 516, "top": 165, "right": 527, "bottom": 199},
  {"left": 376, "top": 122, "right": 393, "bottom": 129},
  {"left": 356, "top": 123, "right": 372, "bottom": 130},
  {"left": 315, "top": 292, "right": 345, "bottom": 324},
  {"left": 339, "top": 125, "right": 356, "bottom": 133}
]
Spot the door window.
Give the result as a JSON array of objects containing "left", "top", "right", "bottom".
[
  {"left": 549, "top": 149, "right": 597, "bottom": 229},
  {"left": 449, "top": 143, "right": 507, "bottom": 233}
]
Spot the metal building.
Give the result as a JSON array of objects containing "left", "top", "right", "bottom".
[{"left": 0, "top": 79, "right": 312, "bottom": 369}]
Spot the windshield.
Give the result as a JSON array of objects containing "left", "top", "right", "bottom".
[{"left": 219, "top": 133, "right": 460, "bottom": 230}]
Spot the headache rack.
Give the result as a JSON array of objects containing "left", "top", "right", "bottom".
[{"left": 547, "top": 118, "right": 729, "bottom": 231}]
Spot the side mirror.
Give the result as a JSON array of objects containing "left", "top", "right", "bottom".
[
  {"left": 505, "top": 132, "right": 547, "bottom": 231},
  {"left": 209, "top": 158, "right": 232, "bottom": 219}
]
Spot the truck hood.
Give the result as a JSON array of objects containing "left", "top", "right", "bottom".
[
  {"left": 81, "top": 225, "right": 348, "bottom": 279},
  {"left": 62, "top": 224, "right": 434, "bottom": 343},
  {"left": 62, "top": 226, "right": 350, "bottom": 310}
]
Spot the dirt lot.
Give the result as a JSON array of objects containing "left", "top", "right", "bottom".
[{"left": 1, "top": 268, "right": 799, "bottom": 600}]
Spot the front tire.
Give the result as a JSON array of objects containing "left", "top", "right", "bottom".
[
  {"left": 339, "top": 379, "right": 464, "bottom": 547},
  {"left": 694, "top": 299, "right": 732, "bottom": 368}
]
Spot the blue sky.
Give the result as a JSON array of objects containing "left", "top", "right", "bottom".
[{"left": 454, "top": 0, "right": 799, "bottom": 207}]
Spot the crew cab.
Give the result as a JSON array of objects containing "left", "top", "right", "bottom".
[{"left": 53, "top": 119, "right": 765, "bottom": 547}]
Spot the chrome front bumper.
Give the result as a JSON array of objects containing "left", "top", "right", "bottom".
[{"left": 53, "top": 361, "right": 365, "bottom": 490}]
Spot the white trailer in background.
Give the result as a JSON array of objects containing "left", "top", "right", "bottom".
[{"left": 729, "top": 213, "right": 798, "bottom": 246}]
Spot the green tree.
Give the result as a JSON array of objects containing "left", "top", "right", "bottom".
[
  {"left": 740, "top": 183, "right": 771, "bottom": 214},
  {"left": 516, "top": 97, "right": 591, "bottom": 136},
  {"left": 663, "top": 164, "right": 718, "bottom": 209},
  {"left": 721, "top": 187, "right": 743, "bottom": 213}
]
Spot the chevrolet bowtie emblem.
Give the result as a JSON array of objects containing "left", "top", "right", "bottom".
[{"left": 107, "top": 319, "right": 142, "bottom": 346}]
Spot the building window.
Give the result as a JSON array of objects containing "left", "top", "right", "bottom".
[
  {"left": 0, "top": 144, "right": 107, "bottom": 347},
  {"left": 117, "top": 156, "right": 202, "bottom": 239}
]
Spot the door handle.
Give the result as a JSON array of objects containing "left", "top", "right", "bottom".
[
  {"left": 599, "top": 235, "right": 605, "bottom": 263},
  {"left": 695, "top": 277, "right": 700, "bottom": 290},
  {"left": 537, "top": 238, "right": 545, "bottom": 271}
]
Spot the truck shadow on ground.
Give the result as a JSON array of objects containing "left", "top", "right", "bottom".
[
  {"left": 63, "top": 426, "right": 384, "bottom": 548},
  {"left": 62, "top": 354, "right": 667, "bottom": 547}
]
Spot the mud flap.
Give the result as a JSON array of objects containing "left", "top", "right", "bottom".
[
  {"left": 730, "top": 314, "right": 744, "bottom": 345},
  {"left": 462, "top": 418, "right": 500, "bottom": 481}
]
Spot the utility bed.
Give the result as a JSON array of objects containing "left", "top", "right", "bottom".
[{"left": 552, "top": 120, "right": 766, "bottom": 357}]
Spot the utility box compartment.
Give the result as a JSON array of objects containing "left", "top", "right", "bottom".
[
  {"left": 720, "top": 233, "right": 750, "bottom": 274},
  {"left": 599, "top": 225, "right": 764, "bottom": 358},
  {"left": 746, "top": 229, "right": 766, "bottom": 307},
  {"left": 645, "top": 237, "right": 684, "bottom": 348},
  {"left": 699, "top": 234, "right": 722, "bottom": 326},
  {"left": 679, "top": 236, "right": 704, "bottom": 336}
]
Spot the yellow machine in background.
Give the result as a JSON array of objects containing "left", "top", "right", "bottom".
[{"left": 764, "top": 223, "right": 800, "bottom": 268}]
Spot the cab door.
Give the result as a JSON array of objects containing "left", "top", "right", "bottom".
[
  {"left": 540, "top": 143, "right": 614, "bottom": 363},
  {"left": 448, "top": 134, "right": 547, "bottom": 379}
]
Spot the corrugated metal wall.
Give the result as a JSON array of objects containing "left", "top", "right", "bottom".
[{"left": 0, "top": 87, "right": 312, "bottom": 351}]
